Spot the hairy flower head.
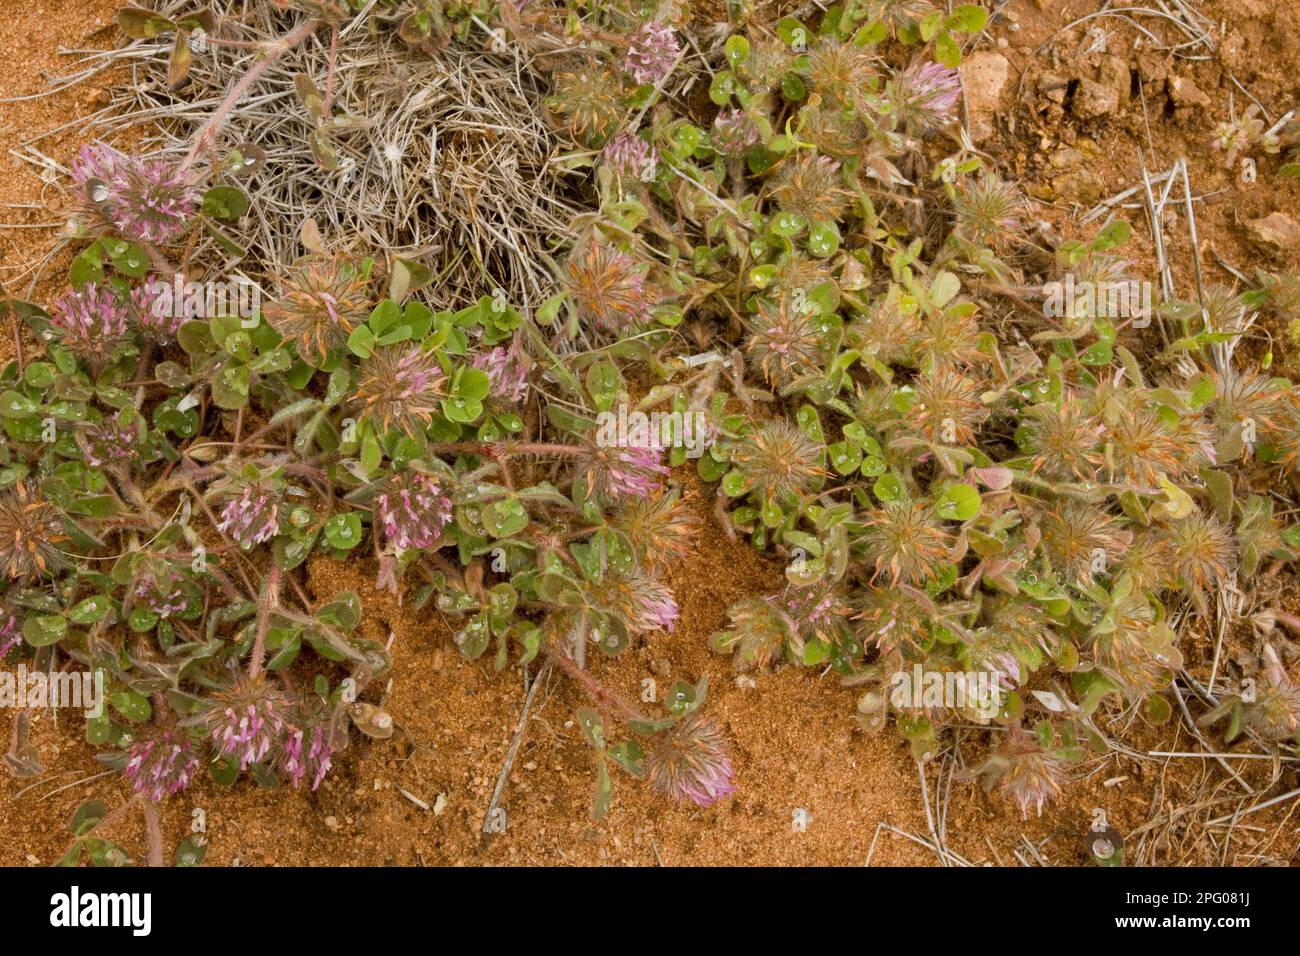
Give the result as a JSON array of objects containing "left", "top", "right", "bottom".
[
  {"left": 0, "top": 482, "right": 67, "bottom": 579},
  {"left": 645, "top": 713, "right": 736, "bottom": 807},
  {"left": 375, "top": 471, "right": 453, "bottom": 552},
  {"left": 624, "top": 21, "right": 680, "bottom": 85},
  {"left": 124, "top": 728, "right": 201, "bottom": 802},
  {"left": 730, "top": 420, "right": 825, "bottom": 503},
  {"left": 566, "top": 243, "right": 653, "bottom": 332},
  {"left": 72, "top": 144, "right": 199, "bottom": 245},
  {"left": 352, "top": 345, "right": 447, "bottom": 437},
  {"left": 265, "top": 252, "right": 372, "bottom": 364},
  {"left": 50, "top": 285, "right": 134, "bottom": 370}
]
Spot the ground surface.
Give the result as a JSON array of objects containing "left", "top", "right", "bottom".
[{"left": 0, "top": 0, "right": 1297, "bottom": 866}]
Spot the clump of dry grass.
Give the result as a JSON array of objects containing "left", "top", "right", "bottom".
[{"left": 82, "top": 1, "right": 584, "bottom": 309}]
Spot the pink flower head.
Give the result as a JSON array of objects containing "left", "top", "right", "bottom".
[
  {"left": 629, "top": 577, "right": 679, "bottom": 633},
  {"left": 375, "top": 472, "right": 453, "bottom": 552},
  {"left": 134, "top": 564, "right": 193, "bottom": 619},
  {"left": 585, "top": 431, "right": 670, "bottom": 502},
  {"left": 625, "top": 21, "right": 680, "bottom": 85},
  {"left": 711, "top": 109, "right": 760, "bottom": 156},
  {"left": 218, "top": 485, "right": 281, "bottom": 548},
  {"left": 205, "top": 678, "right": 287, "bottom": 770},
  {"left": 646, "top": 713, "right": 737, "bottom": 807},
  {"left": 601, "top": 131, "right": 657, "bottom": 179},
  {"left": 82, "top": 417, "right": 141, "bottom": 470},
  {"left": 124, "top": 729, "right": 201, "bottom": 802},
  {"left": 51, "top": 285, "right": 133, "bottom": 366},
  {"left": 471, "top": 345, "right": 529, "bottom": 404},
  {"left": 282, "top": 723, "right": 334, "bottom": 791},
  {"left": 72, "top": 144, "right": 199, "bottom": 245},
  {"left": 893, "top": 61, "right": 961, "bottom": 132},
  {"left": 130, "top": 275, "right": 183, "bottom": 340}
]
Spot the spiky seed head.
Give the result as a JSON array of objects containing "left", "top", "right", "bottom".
[
  {"left": 951, "top": 173, "right": 1029, "bottom": 252},
  {"left": 861, "top": 0, "right": 941, "bottom": 31},
  {"left": 1022, "top": 394, "right": 1105, "bottom": 482},
  {"left": 770, "top": 154, "right": 852, "bottom": 223},
  {"left": 858, "top": 500, "right": 952, "bottom": 586},
  {"left": 797, "top": 105, "right": 866, "bottom": 159},
  {"left": 265, "top": 252, "right": 372, "bottom": 364},
  {"left": 1092, "top": 593, "right": 1183, "bottom": 698},
  {"left": 0, "top": 482, "right": 67, "bottom": 579},
  {"left": 1105, "top": 400, "right": 1210, "bottom": 486},
  {"left": 745, "top": 296, "right": 825, "bottom": 390},
  {"left": 1157, "top": 513, "right": 1235, "bottom": 616},
  {"left": 709, "top": 597, "right": 792, "bottom": 671},
  {"left": 805, "top": 40, "right": 877, "bottom": 110},
  {"left": 903, "top": 364, "right": 989, "bottom": 446},
  {"left": 644, "top": 713, "right": 736, "bottom": 807},
  {"left": 968, "top": 725, "right": 1066, "bottom": 820},
  {"left": 612, "top": 488, "right": 701, "bottom": 573},
  {"left": 856, "top": 294, "right": 921, "bottom": 365},
  {"left": 913, "top": 305, "right": 984, "bottom": 370},
  {"left": 352, "top": 345, "right": 447, "bottom": 437},
  {"left": 547, "top": 65, "right": 628, "bottom": 145},
  {"left": 566, "top": 243, "right": 654, "bottom": 332},
  {"left": 1038, "top": 501, "right": 1132, "bottom": 588},
  {"left": 730, "top": 420, "right": 825, "bottom": 503}
]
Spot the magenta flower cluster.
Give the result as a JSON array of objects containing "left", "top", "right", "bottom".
[
  {"left": 375, "top": 472, "right": 453, "bottom": 551},
  {"left": 894, "top": 61, "right": 962, "bottom": 132},
  {"left": 588, "top": 436, "right": 670, "bottom": 501},
  {"left": 646, "top": 713, "right": 737, "bottom": 807},
  {"left": 72, "top": 145, "right": 199, "bottom": 245},
  {"left": 134, "top": 565, "right": 191, "bottom": 619},
  {"left": 51, "top": 285, "right": 132, "bottom": 361},
  {"left": 208, "top": 689, "right": 285, "bottom": 770},
  {"left": 218, "top": 486, "right": 281, "bottom": 548},
  {"left": 601, "top": 131, "right": 657, "bottom": 179},
  {"left": 631, "top": 577, "right": 680, "bottom": 633},
  {"left": 130, "top": 276, "right": 184, "bottom": 340},
  {"left": 711, "top": 109, "right": 760, "bottom": 156},
  {"left": 625, "top": 21, "right": 680, "bottom": 85},
  {"left": 282, "top": 724, "right": 333, "bottom": 791},
  {"left": 124, "top": 729, "right": 201, "bottom": 802},
  {"left": 471, "top": 346, "right": 529, "bottom": 404}
]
